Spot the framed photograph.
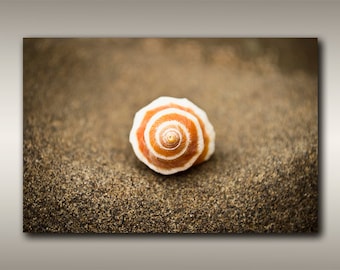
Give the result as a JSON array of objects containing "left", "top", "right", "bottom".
[{"left": 23, "top": 38, "right": 318, "bottom": 233}]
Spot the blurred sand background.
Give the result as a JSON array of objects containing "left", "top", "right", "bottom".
[{"left": 23, "top": 38, "right": 318, "bottom": 233}]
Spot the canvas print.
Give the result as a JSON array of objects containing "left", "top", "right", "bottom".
[{"left": 23, "top": 38, "right": 318, "bottom": 233}]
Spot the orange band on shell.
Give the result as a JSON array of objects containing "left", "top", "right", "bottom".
[{"left": 136, "top": 104, "right": 210, "bottom": 170}]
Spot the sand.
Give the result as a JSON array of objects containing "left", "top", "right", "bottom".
[{"left": 23, "top": 38, "right": 318, "bottom": 233}]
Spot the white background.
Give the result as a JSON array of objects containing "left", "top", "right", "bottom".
[{"left": 0, "top": 1, "right": 339, "bottom": 269}]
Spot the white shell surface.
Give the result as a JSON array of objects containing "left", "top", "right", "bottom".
[{"left": 129, "top": 96, "right": 215, "bottom": 175}]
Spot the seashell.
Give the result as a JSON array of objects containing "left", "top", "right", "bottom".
[{"left": 129, "top": 96, "right": 215, "bottom": 175}]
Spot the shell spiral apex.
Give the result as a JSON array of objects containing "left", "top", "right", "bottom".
[{"left": 129, "top": 96, "right": 215, "bottom": 175}]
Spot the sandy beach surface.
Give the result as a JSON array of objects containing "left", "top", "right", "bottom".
[{"left": 23, "top": 38, "right": 318, "bottom": 233}]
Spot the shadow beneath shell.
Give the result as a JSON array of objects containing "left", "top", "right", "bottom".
[{"left": 140, "top": 148, "right": 239, "bottom": 184}]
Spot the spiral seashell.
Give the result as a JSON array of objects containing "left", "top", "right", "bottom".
[{"left": 129, "top": 96, "right": 215, "bottom": 175}]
